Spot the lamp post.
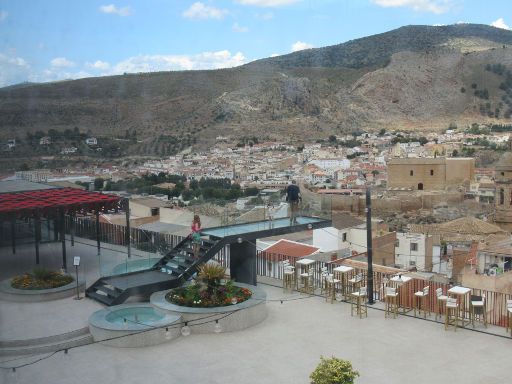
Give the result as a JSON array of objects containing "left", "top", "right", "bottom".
[{"left": 366, "top": 187, "right": 374, "bottom": 304}]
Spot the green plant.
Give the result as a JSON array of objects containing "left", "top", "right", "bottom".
[
  {"left": 197, "top": 262, "right": 226, "bottom": 285},
  {"left": 310, "top": 356, "right": 359, "bottom": 384},
  {"left": 32, "top": 267, "right": 53, "bottom": 280}
]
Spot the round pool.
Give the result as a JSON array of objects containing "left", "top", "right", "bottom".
[
  {"left": 89, "top": 304, "right": 182, "bottom": 348},
  {"left": 105, "top": 306, "right": 165, "bottom": 325},
  {"left": 110, "top": 258, "right": 161, "bottom": 275}
]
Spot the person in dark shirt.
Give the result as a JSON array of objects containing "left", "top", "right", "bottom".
[{"left": 286, "top": 180, "right": 301, "bottom": 225}]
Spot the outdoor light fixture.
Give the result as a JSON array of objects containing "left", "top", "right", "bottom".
[
  {"left": 165, "top": 327, "right": 171, "bottom": 340},
  {"left": 307, "top": 224, "right": 313, "bottom": 229},
  {"left": 181, "top": 322, "right": 191, "bottom": 336},
  {"left": 231, "top": 298, "right": 237, "bottom": 305},
  {"left": 214, "top": 319, "right": 222, "bottom": 334},
  {"left": 237, "top": 237, "right": 243, "bottom": 244}
]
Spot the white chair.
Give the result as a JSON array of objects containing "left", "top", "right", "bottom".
[
  {"left": 320, "top": 267, "right": 329, "bottom": 295},
  {"left": 348, "top": 273, "right": 363, "bottom": 294},
  {"left": 445, "top": 297, "right": 460, "bottom": 331},
  {"left": 384, "top": 287, "right": 399, "bottom": 319},
  {"left": 470, "top": 294, "right": 486, "bottom": 328},
  {"left": 299, "top": 270, "right": 314, "bottom": 295},
  {"left": 350, "top": 286, "right": 368, "bottom": 318},
  {"left": 506, "top": 299, "right": 512, "bottom": 336},
  {"left": 414, "top": 286, "right": 430, "bottom": 318},
  {"left": 435, "top": 288, "right": 448, "bottom": 321},
  {"left": 282, "top": 260, "right": 295, "bottom": 293},
  {"left": 325, "top": 273, "right": 340, "bottom": 304}
]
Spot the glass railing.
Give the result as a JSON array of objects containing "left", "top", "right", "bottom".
[{"left": 203, "top": 193, "right": 332, "bottom": 239}]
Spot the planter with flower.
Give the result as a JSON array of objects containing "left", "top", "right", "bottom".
[
  {"left": 0, "top": 267, "right": 85, "bottom": 302},
  {"left": 151, "top": 261, "right": 267, "bottom": 334}
]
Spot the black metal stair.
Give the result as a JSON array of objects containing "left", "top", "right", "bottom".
[{"left": 86, "top": 233, "right": 224, "bottom": 306}]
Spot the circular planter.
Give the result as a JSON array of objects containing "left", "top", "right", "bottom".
[
  {"left": 150, "top": 282, "right": 267, "bottom": 334},
  {"left": 0, "top": 277, "right": 85, "bottom": 302},
  {"left": 88, "top": 303, "right": 182, "bottom": 348}
]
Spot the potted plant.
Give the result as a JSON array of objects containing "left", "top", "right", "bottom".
[{"left": 310, "top": 356, "right": 359, "bottom": 384}]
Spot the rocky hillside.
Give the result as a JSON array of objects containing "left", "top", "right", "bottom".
[{"left": 1, "top": 24, "right": 512, "bottom": 156}]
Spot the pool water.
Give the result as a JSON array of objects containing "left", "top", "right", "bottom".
[{"left": 105, "top": 307, "right": 165, "bottom": 325}]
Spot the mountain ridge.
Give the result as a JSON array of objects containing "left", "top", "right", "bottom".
[{"left": 1, "top": 24, "right": 512, "bottom": 157}]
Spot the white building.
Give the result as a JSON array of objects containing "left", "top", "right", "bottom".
[{"left": 394, "top": 232, "right": 441, "bottom": 272}]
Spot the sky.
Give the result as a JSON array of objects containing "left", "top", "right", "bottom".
[{"left": 0, "top": 0, "right": 511, "bottom": 87}]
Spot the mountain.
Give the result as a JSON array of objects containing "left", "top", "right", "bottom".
[{"left": 1, "top": 24, "right": 512, "bottom": 158}]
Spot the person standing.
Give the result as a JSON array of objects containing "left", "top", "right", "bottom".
[
  {"left": 286, "top": 180, "right": 301, "bottom": 225},
  {"left": 191, "top": 215, "right": 201, "bottom": 260}
]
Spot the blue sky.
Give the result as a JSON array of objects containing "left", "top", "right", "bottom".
[{"left": 0, "top": 0, "right": 511, "bottom": 87}]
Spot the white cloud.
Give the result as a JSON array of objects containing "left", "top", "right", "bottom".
[
  {"left": 86, "top": 60, "right": 111, "bottom": 70},
  {"left": 270, "top": 53, "right": 280, "bottom": 57},
  {"left": 232, "top": 22, "right": 249, "bottom": 33},
  {"left": 183, "top": 2, "right": 228, "bottom": 20},
  {"left": 236, "top": 0, "right": 299, "bottom": 7},
  {"left": 50, "top": 57, "right": 75, "bottom": 68},
  {"left": 108, "top": 51, "right": 246, "bottom": 74},
  {"left": 0, "top": 52, "right": 30, "bottom": 87},
  {"left": 491, "top": 18, "right": 510, "bottom": 30},
  {"left": 99, "top": 4, "right": 132, "bottom": 17},
  {"left": 291, "top": 41, "right": 314, "bottom": 52},
  {"left": 30, "top": 69, "right": 92, "bottom": 84},
  {"left": 0, "top": 10, "right": 8, "bottom": 21},
  {"left": 372, "top": 0, "right": 452, "bottom": 14}
]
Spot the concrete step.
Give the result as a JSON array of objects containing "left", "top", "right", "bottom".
[
  {"left": 0, "top": 335, "right": 93, "bottom": 356},
  {"left": 0, "top": 327, "right": 89, "bottom": 348}
]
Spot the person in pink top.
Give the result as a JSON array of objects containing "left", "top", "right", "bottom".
[{"left": 191, "top": 215, "right": 201, "bottom": 259}]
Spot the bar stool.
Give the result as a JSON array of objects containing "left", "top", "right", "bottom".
[
  {"left": 414, "top": 286, "right": 431, "bottom": 318},
  {"left": 299, "top": 270, "right": 314, "bottom": 294},
  {"left": 348, "top": 273, "right": 363, "bottom": 295},
  {"left": 320, "top": 267, "right": 329, "bottom": 295},
  {"left": 325, "top": 274, "right": 340, "bottom": 304},
  {"left": 282, "top": 260, "right": 295, "bottom": 293},
  {"left": 435, "top": 288, "right": 448, "bottom": 321},
  {"left": 470, "top": 294, "right": 487, "bottom": 328},
  {"left": 445, "top": 297, "right": 460, "bottom": 331},
  {"left": 384, "top": 287, "right": 399, "bottom": 319},
  {"left": 506, "top": 299, "right": 512, "bottom": 336},
  {"left": 350, "top": 286, "right": 368, "bottom": 318}
]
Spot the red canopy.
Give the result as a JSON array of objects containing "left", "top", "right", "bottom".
[{"left": 0, "top": 187, "right": 121, "bottom": 217}]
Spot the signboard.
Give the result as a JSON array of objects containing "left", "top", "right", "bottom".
[{"left": 73, "top": 256, "right": 81, "bottom": 266}]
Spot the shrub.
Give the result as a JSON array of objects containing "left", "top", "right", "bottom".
[
  {"left": 32, "top": 267, "right": 53, "bottom": 280},
  {"left": 197, "top": 262, "right": 226, "bottom": 285},
  {"left": 310, "top": 356, "right": 359, "bottom": 384}
]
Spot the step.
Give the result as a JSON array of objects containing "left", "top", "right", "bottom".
[
  {"left": 0, "top": 327, "right": 90, "bottom": 348},
  {"left": 85, "top": 291, "right": 113, "bottom": 305},
  {"left": 0, "top": 334, "right": 93, "bottom": 357},
  {"left": 96, "top": 285, "right": 120, "bottom": 298}
]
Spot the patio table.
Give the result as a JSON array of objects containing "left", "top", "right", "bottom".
[
  {"left": 295, "top": 258, "right": 315, "bottom": 291},
  {"left": 390, "top": 275, "right": 412, "bottom": 313},
  {"left": 333, "top": 265, "right": 354, "bottom": 299},
  {"left": 448, "top": 286, "right": 472, "bottom": 327}
]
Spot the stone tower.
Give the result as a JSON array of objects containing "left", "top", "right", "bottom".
[{"left": 495, "top": 152, "right": 512, "bottom": 231}]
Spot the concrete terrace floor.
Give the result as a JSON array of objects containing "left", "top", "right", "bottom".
[{"left": 1, "top": 240, "right": 511, "bottom": 384}]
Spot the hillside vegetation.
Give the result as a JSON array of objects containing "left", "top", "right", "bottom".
[{"left": 1, "top": 24, "right": 512, "bottom": 158}]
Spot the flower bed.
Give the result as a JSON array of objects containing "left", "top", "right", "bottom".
[
  {"left": 11, "top": 268, "right": 73, "bottom": 290},
  {"left": 166, "top": 280, "right": 252, "bottom": 307}
]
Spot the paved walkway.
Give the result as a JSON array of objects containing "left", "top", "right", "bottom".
[{"left": 1, "top": 241, "right": 511, "bottom": 384}]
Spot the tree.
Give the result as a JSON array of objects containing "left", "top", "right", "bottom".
[
  {"left": 94, "top": 178, "right": 104, "bottom": 191},
  {"left": 310, "top": 356, "right": 359, "bottom": 384},
  {"left": 452, "top": 149, "right": 459, "bottom": 157},
  {"left": 328, "top": 135, "right": 337, "bottom": 143},
  {"left": 378, "top": 128, "right": 386, "bottom": 136},
  {"left": 418, "top": 136, "right": 428, "bottom": 146}
]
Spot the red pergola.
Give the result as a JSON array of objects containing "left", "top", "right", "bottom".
[
  {"left": 0, "top": 187, "right": 121, "bottom": 218},
  {"left": 0, "top": 187, "right": 127, "bottom": 270}
]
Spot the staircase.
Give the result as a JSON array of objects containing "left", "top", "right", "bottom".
[{"left": 86, "top": 234, "right": 224, "bottom": 306}]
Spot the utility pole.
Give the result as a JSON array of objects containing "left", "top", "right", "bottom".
[{"left": 366, "top": 187, "right": 374, "bottom": 304}]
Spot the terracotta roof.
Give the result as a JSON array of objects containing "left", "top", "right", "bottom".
[
  {"left": 331, "top": 212, "right": 365, "bottom": 230},
  {"left": 262, "top": 239, "right": 319, "bottom": 259},
  {"left": 409, "top": 216, "right": 506, "bottom": 242}
]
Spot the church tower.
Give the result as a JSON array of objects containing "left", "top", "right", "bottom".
[{"left": 495, "top": 152, "right": 512, "bottom": 231}]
